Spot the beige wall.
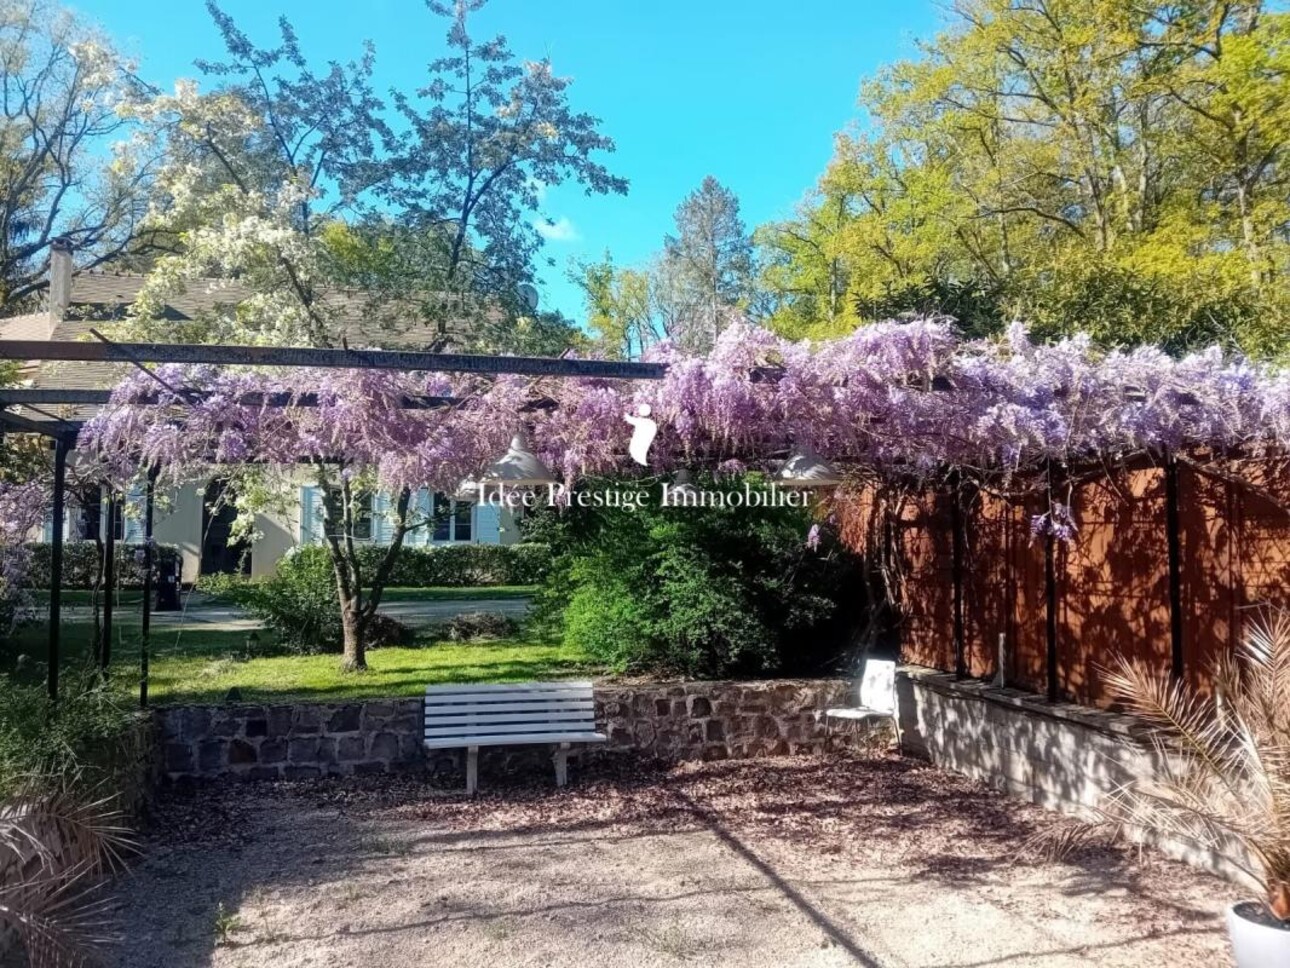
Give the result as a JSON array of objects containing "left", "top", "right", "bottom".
[{"left": 152, "top": 482, "right": 203, "bottom": 584}]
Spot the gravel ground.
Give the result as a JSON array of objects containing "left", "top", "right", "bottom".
[{"left": 110, "top": 754, "right": 1237, "bottom": 968}]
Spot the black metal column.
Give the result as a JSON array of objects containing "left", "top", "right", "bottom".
[
  {"left": 140, "top": 467, "right": 156, "bottom": 708},
  {"left": 1164, "top": 454, "right": 1185, "bottom": 682},
  {"left": 47, "top": 436, "right": 70, "bottom": 702},
  {"left": 101, "top": 487, "right": 116, "bottom": 674}
]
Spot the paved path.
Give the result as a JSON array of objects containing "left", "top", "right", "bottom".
[{"left": 60, "top": 597, "right": 530, "bottom": 632}]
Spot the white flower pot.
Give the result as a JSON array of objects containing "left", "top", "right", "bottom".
[{"left": 1228, "top": 902, "right": 1290, "bottom": 967}]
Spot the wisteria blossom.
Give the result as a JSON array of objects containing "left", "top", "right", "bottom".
[
  {"left": 79, "top": 319, "right": 1290, "bottom": 496},
  {"left": 0, "top": 481, "right": 49, "bottom": 636}
]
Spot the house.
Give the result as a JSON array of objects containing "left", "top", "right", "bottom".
[{"left": 1, "top": 241, "right": 519, "bottom": 581}]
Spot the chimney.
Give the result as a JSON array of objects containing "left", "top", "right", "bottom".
[{"left": 48, "top": 237, "right": 72, "bottom": 336}]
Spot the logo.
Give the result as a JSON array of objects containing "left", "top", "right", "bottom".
[{"left": 624, "top": 404, "right": 657, "bottom": 466}]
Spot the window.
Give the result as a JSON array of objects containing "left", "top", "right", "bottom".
[
  {"left": 324, "top": 487, "right": 373, "bottom": 540},
  {"left": 74, "top": 488, "right": 123, "bottom": 541},
  {"left": 430, "top": 492, "right": 471, "bottom": 542}
]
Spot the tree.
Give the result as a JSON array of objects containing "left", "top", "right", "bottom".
[
  {"left": 575, "top": 178, "right": 758, "bottom": 357},
  {"left": 659, "top": 176, "right": 756, "bottom": 352},
  {"left": 573, "top": 251, "right": 660, "bottom": 359},
  {"left": 759, "top": 0, "right": 1290, "bottom": 356},
  {"left": 380, "top": 0, "right": 627, "bottom": 347},
  {"left": 119, "top": 1, "right": 388, "bottom": 346},
  {"left": 0, "top": 0, "right": 157, "bottom": 311}
]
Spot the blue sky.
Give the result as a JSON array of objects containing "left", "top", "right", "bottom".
[{"left": 74, "top": 0, "right": 942, "bottom": 320}]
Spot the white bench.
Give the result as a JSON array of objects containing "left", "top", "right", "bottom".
[{"left": 423, "top": 681, "right": 607, "bottom": 794}]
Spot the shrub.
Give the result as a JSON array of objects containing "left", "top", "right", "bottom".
[
  {"left": 202, "top": 549, "right": 412, "bottom": 653},
  {"left": 0, "top": 672, "right": 146, "bottom": 803},
  {"left": 24, "top": 541, "right": 183, "bottom": 589},
  {"left": 533, "top": 477, "right": 861, "bottom": 678}
]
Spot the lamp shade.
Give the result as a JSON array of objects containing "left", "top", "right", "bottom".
[
  {"left": 477, "top": 430, "right": 558, "bottom": 487},
  {"left": 664, "top": 469, "right": 699, "bottom": 505},
  {"left": 777, "top": 446, "right": 842, "bottom": 488}
]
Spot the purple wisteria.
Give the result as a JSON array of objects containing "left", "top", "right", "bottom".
[
  {"left": 0, "top": 480, "right": 49, "bottom": 634},
  {"left": 78, "top": 320, "right": 1290, "bottom": 497}
]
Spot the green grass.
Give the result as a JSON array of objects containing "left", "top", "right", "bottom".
[{"left": 2, "top": 620, "right": 594, "bottom": 706}]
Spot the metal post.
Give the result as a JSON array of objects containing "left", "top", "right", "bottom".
[
  {"left": 1164, "top": 453, "right": 1184, "bottom": 682},
  {"left": 949, "top": 473, "right": 966, "bottom": 679},
  {"left": 1044, "top": 462, "right": 1060, "bottom": 703},
  {"left": 140, "top": 467, "right": 156, "bottom": 708},
  {"left": 101, "top": 486, "right": 115, "bottom": 675},
  {"left": 47, "top": 436, "right": 69, "bottom": 702}
]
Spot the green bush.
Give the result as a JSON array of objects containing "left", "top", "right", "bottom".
[
  {"left": 530, "top": 477, "right": 861, "bottom": 678},
  {"left": 351, "top": 542, "right": 550, "bottom": 586},
  {"left": 25, "top": 542, "right": 183, "bottom": 589},
  {"left": 0, "top": 672, "right": 145, "bottom": 803}
]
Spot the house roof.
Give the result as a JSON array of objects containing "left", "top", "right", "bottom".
[{"left": 0, "top": 268, "right": 495, "bottom": 429}]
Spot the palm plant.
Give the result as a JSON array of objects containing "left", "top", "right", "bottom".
[
  {"left": 1100, "top": 612, "right": 1290, "bottom": 923},
  {"left": 0, "top": 777, "right": 134, "bottom": 966}
]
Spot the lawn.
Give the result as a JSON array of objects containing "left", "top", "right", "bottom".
[{"left": 2, "top": 620, "right": 594, "bottom": 706}]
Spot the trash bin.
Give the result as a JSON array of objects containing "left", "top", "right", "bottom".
[{"left": 155, "top": 557, "right": 181, "bottom": 612}]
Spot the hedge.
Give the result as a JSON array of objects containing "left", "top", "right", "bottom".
[
  {"left": 350, "top": 542, "right": 550, "bottom": 586},
  {"left": 24, "top": 542, "right": 183, "bottom": 589}
]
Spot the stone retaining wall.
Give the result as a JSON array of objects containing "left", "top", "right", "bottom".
[
  {"left": 896, "top": 664, "right": 1252, "bottom": 883},
  {"left": 155, "top": 678, "right": 869, "bottom": 783}
]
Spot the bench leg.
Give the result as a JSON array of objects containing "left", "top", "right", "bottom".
[
  {"left": 465, "top": 746, "right": 479, "bottom": 796},
  {"left": 552, "top": 742, "right": 571, "bottom": 788}
]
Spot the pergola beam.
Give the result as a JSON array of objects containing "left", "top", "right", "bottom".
[{"left": 0, "top": 339, "right": 667, "bottom": 380}]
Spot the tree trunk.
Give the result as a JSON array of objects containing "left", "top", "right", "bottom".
[{"left": 339, "top": 597, "right": 366, "bottom": 672}]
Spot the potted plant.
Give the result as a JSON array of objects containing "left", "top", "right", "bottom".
[{"left": 1100, "top": 614, "right": 1290, "bottom": 966}]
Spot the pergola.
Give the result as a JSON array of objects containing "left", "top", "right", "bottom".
[{"left": 0, "top": 336, "right": 666, "bottom": 705}]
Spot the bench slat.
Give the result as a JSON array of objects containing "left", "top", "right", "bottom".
[
  {"left": 424, "top": 681, "right": 593, "bottom": 695},
  {"left": 425, "top": 710, "right": 597, "bottom": 726},
  {"left": 423, "top": 691, "right": 593, "bottom": 707},
  {"left": 428, "top": 707, "right": 593, "bottom": 722},
  {"left": 423, "top": 731, "right": 608, "bottom": 749},
  {"left": 424, "top": 722, "right": 597, "bottom": 738}
]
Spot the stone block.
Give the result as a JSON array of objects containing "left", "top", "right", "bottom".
[
  {"left": 654, "top": 699, "right": 671, "bottom": 717},
  {"left": 290, "top": 706, "right": 322, "bottom": 736},
  {"left": 705, "top": 720, "right": 725, "bottom": 742},
  {"left": 337, "top": 735, "right": 366, "bottom": 761},
  {"left": 164, "top": 742, "right": 194, "bottom": 773},
  {"left": 288, "top": 738, "right": 321, "bottom": 763},
  {"left": 284, "top": 765, "right": 320, "bottom": 781},
  {"left": 369, "top": 732, "right": 399, "bottom": 761},
  {"left": 327, "top": 705, "right": 361, "bottom": 734},
  {"left": 182, "top": 707, "right": 211, "bottom": 741},
  {"left": 317, "top": 737, "right": 337, "bottom": 764},
  {"left": 247, "top": 766, "right": 282, "bottom": 781},
  {"left": 266, "top": 706, "right": 294, "bottom": 737},
  {"left": 259, "top": 739, "right": 287, "bottom": 764},
  {"left": 245, "top": 718, "right": 268, "bottom": 738},
  {"left": 689, "top": 696, "right": 712, "bottom": 718},
  {"left": 197, "top": 739, "right": 226, "bottom": 773},
  {"left": 228, "top": 739, "right": 257, "bottom": 766}
]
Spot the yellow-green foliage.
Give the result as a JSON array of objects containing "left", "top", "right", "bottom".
[{"left": 762, "top": 1, "right": 1290, "bottom": 356}]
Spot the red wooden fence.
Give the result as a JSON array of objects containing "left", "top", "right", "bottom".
[{"left": 843, "top": 459, "right": 1290, "bottom": 709}]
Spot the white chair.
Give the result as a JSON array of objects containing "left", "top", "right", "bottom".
[{"left": 825, "top": 659, "right": 897, "bottom": 732}]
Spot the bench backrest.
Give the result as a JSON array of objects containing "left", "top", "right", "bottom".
[
  {"left": 423, "top": 680, "right": 598, "bottom": 745},
  {"left": 858, "top": 659, "right": 896, "bottom": 714}
]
